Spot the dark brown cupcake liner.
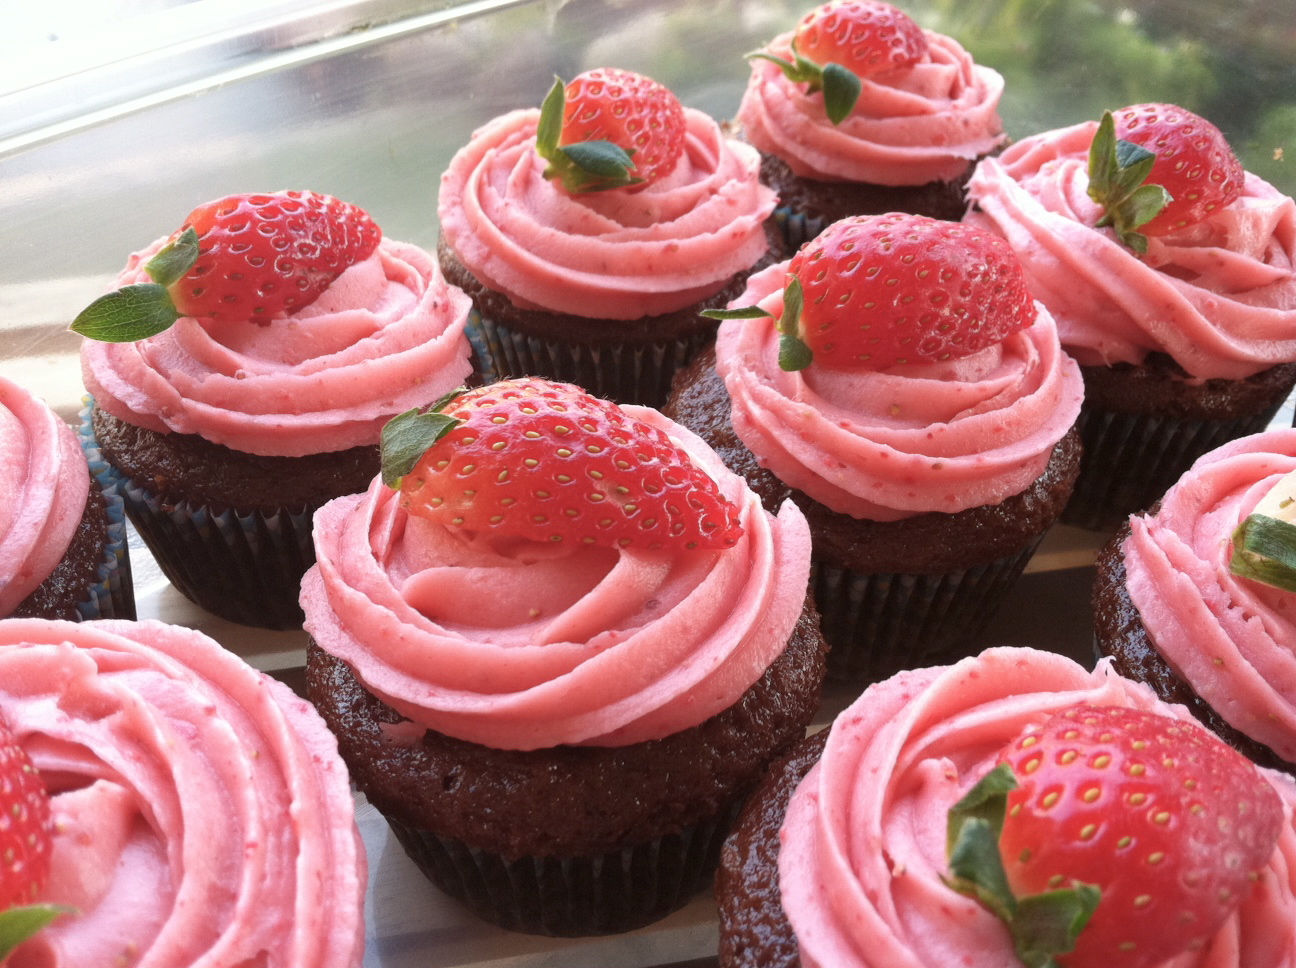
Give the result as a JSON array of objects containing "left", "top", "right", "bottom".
[
  {"left": 469, "top": 309, "right": 716, "bottom": 408},
  {"left": 1061, "top": 402, "right": 1288, "bottom": 532},
  {"left": 385, "top": 800, "right": 743, "bottom": 937},
  {"left": 80, "top": 415, "right": 314, "bottom": 629},
  {"left": 811, "top": 538, "right": 1044, "bottom": 684},
  {"left": 74, "top": 403, "right": 135, "bottom": 621}
]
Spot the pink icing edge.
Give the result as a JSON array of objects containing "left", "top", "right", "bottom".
[
  {"left": 713, "top": 261, "right": 1085, "bottom": 520},
  {"left": 736, "top": 29, "right": 1006, "bottom": 186},
  {"left": 80, "top": 237, "right": 473, "bottom": 457},
  {"left": 0, "top": 617, "right": 365, "bottom": 968},
  {"left": 965, "top": 123, "right": 1296, "bottom": 380},
  {"left": 0, "top": 377, "right": 91, "bottom": 615},
  {"left": 437, "top": 107, "right": 777, "bottom": 320},
  {"left": 301, "top": 407, "right": 813, "bottom": 751},
  {"left": 778, "top": 646, "right": 1296, "bottom": 968},
  {"left": 1122, "top": 429, "right": 1296, "bottom": 762}
]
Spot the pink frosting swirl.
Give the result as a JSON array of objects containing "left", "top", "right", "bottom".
[
  {"left": 0, "top": 617, "right": 365, "bottom": 968},
  {"left": 437, "top": 107, "right": 777, "bottom": 320},
  {"left": 966, "top": 122, "right": 1296, "bottom": 380},
  {"left": 1123, "top": 429, "right": 1296, "bottom": 762},
  {"left": 81, "top": 238, "right": 473, "bottom": 457},
  {"left": 300, "top": 407, "right": 811, "bottom": 751},
  {"left": 737, "top": 29, "right": 1006, "bottom": 185},
  {"left": 714, "top": 263, "right": 1084, "bottom": 521},
  {"left": 779, "top": 646, "right": 1296, "bottom": 968},
  {"left": 0, "top": 378, "right": 90, "bottom": 615}
]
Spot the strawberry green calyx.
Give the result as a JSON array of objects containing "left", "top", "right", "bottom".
[
  {"left": 535, "top": 76, "right": 642, "bottom": 193},
  {"left": 701, "top": 276, "right": 814, "bottom": 372},
  {"left": 0, "top": 904, "right": 72, "bottom": 960},
  {"left": 748, "top": 44, "right": 862, "bottom": 125},
  {"left": 944, "top": 764, "right": 1099, "bottom": 968},
  {"left": 69, "top": 227, "right": 200, "bottom": 342},
  {"left": 1087, "top": 111, "right": 1171, "bottom": 255},
  {"left": 1230, "top": 514, "right": 1296, "bottom": 593},
  {"left": 379, "top": 388, "right": 468, "bottom": 488}
]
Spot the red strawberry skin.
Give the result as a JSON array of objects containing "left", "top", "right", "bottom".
[
  {"left": 794, "top": 0, "right": 929, "bottom": 77},
  {"left": 787, "top": 213, "right": 1036, "bottom": 370},
  {"left": 1113, "top": 103, "right": 1244, "bottom": 236},
  {"left": 169, "top": 190, "right": 381, "bottom": 322},
  {"left": 560, "top": 68, "right": 686, "bottom": 186},
  {"left": 400, "top": 379, "right": 742, "bottom": 552},
  {"left": 998, "top": 703, "right": 1284, "bottom": 968},
  {"left": 0, "top": 715, "right": 52, "bottom": 911}
]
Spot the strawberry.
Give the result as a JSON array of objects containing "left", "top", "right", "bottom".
[
  {"left": 946, "top": 703, "right": 1284, "bottom": 968},
  {"left": 1088, "top": 103, "right": 1244, "bottom": 252},
  {"left": 750, "top": 0, "right": 929, "bottom": 124},
  {"left": 0, "top": 711, "right": 63, "bottom": 961},
  {"left": 535, "top": 68, "right": 687, "bottom": 193},
  {"left": 71, "top": 190, "right": 382, "bottom": 342},
  {"left": 705, "top": 213, "right": 1036, "bottom": 372},
  {"left": 379, "top": 379, "right": 743, "bottom": 552}
]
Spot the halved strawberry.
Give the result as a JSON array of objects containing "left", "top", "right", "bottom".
[
  {"left": 750, "top": 0, "right": 929, "bottom": 124},
  {"left": 705, "top": 213, "right": 1036, "bottom": 372},
  {"left": 535, "top": 68, "right": 687, "bottom": 193},
  {"left": 71, "top": 190, "right": 382, "bottom": 342},
  {"left": 380, "top": 379, "right": 743, "bottom": 552},
  {"left": 0, "top": 712, "right": 63, "bottom": 961},
  {"left": 946, "top": 703, "right": 1284, "bottom": 968},
  {"left": 1088, "top": 103, "right": 1244, "bottom": 252}
]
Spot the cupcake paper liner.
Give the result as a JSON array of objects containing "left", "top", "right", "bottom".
[
  {"left": 385, "top": 801, "right": 743, "bottom": 937},
  {"left": 79, "top": 408, "right": 314, "bottom": 629},
  {"left": 74, "top": 402, "right": 135, "bottom": 621},
  {"left": 1061, "top": 402, "right": 1288, "bottom": 532},
  {"left": 772, "top": 207, "right": 825, "bottom": 253},
  {"left": 811, "top": 539, "right": 1043, "bottom": 685},
  {"left": 469, "top": 309, "right": 715, "bottom": 408}
]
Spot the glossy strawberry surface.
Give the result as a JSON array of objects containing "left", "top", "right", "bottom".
[
  {"left": 793, "top": 0, "right": 929, "bottom": 77},
  {"left": 398, "top": 379, "right": 743, "bottom": 552},
  {"left": 558, "top": 68, "right": 686, "bottom": 187},
  {"left": 784, "top": 213, "right": 1035, "bottom": 370},
  {"left": 997, "top": 703, "right": 1284, "bottom": 968},
  {"left": 0, "top": 715, "right": 51, "bottom": 913}
]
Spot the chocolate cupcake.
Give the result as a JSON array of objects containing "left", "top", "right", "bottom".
[
  {"left": 716, "top": 646, "right": 1296, "bottom": 968},
  {"left": 1, "top": 378, "right": 132, "bottom": 622},
  {"left": 735, "top": 0, "right": 1006, "bottom": 248},
  {"left": 670, "top": 215, "right": 1084, "bottom": 685},
  {"left": 76, "top": 190, "right": 474, "bottom": 629},
  {"left": 1094, "top": 429, "right": 1296, "bottom": 774},
  {"left": 437, "top": 68, "right": 781, "bottom": 408},
  {"left": 301, "top": 379, "right": 826, "bottom": 935},
  {"left": 966, "top": 103, "right": 1296, "bottom": 531}
]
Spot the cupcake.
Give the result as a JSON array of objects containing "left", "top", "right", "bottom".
[
  {"left": 717, "top": 646, "right": 1296, "bottom": 968},
  {"left": 0, "top": 376, "right": 133, "bottom": 622},
  {"left": 736, "top": 0, "right": 1007, "bottom": 248},
  {"left": 669, "top": 214, "right": 1084, "bottom": 684},
  {"left": 965, "top": 102, "right": 1296, "bottom": 530},
  {"left": 437, "top": 67, "right": 781, "bottom": 408},
  {"left": 75, "top": 189, "right": 474, "bottom": 629},
  {"left": 301, "top": 378, "right": 826, "bottom": 936},
  {"left": 1094, "top": 428, "right": 1296, "bottom": 774},
  {"left": 0, "top": 617, "right": 364, "bottom": 966}
]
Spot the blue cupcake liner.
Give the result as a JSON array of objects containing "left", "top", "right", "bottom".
[
  {"left": 77, "top": 404, "right": 314, "bottom": 630},
  {"left": 385, "top": 798, "right": 742, "bottom": 937},
  {"left": 74, "top": 401, "right": 135, "bottom": 621},
  {"left": 811, "top": 538, "right": 1044, "bottom": 685},
  {"left": 772, "top": 206, "right": 826, "bottom": 253},
  {"left": 468, "top": 309, "right": 715, "bottom": 408}
]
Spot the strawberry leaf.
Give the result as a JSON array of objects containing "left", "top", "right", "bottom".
[
  {"left": 1088, "top": 110, "right": 1171, "bottom": 254},
  {"left": 380, "top": 405, "right": 462, "bottom": 488},
  {"left": 1013, "top": 888, "right": 1100, "bottom": 968},
  {"left": 699, "top": 306, "right": 774, "bottom": 320},
  {"left": 1230, "top": 513, "right": 1296, "bottom": 592},
  {"left": 144, "top": 227, "right": 200, "bottom": 288},
  {"left": 776, "top": 275, "right": 814, "bottom": 371},
  {"left": 0, "top": 904, "right": 73, "bottom": 960},
  {"left": 70, "top": 283, "right": 182, "bottom": 342},
  {"left": 821, "top": 62, "right": 862, "bottom": 125},
  {"left": 535, "top": 76, "right": 565, "bottom": 161}
]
